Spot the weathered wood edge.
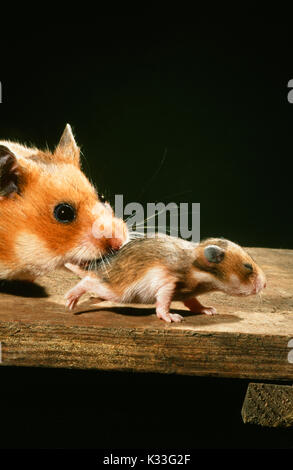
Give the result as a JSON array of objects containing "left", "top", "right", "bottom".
[
  {"left": 242, "top": 383, "right": 293, "bottom": 427},
  {"left": 1, "top": 321, "right": 293, "bottom": 380}
]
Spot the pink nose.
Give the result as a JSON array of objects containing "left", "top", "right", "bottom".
[
  {"left": 108, "top": 237, "right": 123, "bottom": 251},
  {"left": 92, "top": 216, "right": 128, "bottom": 251}
]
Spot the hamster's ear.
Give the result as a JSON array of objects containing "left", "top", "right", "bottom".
[
  {"left": 0, "top": 145, "right": 24, "bottom": 198},
  {"left": 204, "top": 245, "right": 225, "bottom": 264},
  {"left": 54, "top": 124, "right": 80, "bottom": 167}
]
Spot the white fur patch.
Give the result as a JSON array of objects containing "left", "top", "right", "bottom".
[
  {"left": 81, "top": 275, "right": 119, "bottom": 302},
  {"left": 229, "top": 273, "right": 241, "bottom": 286},
  {"left": 227, "top": 272, "right": 256, "bottom": 296},
  {"left": 91, "top": 202, "right": 106, "bottom": 218},
  {"left": 65, "top": 236, "right": 101, "bottom": 264},
  {"left": 91, "top": 202, "right": 112, "bottom": 218},
  {"left": 122, "top": 267, "right": 169, "bottom": 304},
  {"left": 192, "top": 271, "right": 215, "bottom": 283},
  {"left": 14, "top": 232, "right": 63, "bottom": 276}
]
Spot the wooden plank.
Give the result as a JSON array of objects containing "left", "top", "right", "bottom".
[
  {"left": 242, "top": 383, "right": 293, "bottom": 427},
  {"left": 0, "top": 247, "right": 293, "bottom": 379}
]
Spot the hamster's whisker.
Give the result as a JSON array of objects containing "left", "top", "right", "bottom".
[
  {"left": 134, "top": 208, "right": 170, "bottom": 226},
  {"left": 128, "top": 231, "right": 145, "bottom": 238},
  {"left": 124, "top": 214, "right": 135, "bottom": 223},
  {"left": 129, "top": 232, "right": 144, "bottom": 236},
  {"left": 93, "top": 259, "right": 99, "bottom": 273},
  {"left": 98, "top": 249, "right": 109, "bottom": 278},
  {"left": 132, "top": 208, "right": 199, "bottom": 230},
  {"left": 125, "top": 205, "right": 199, "bottom": 228},
  {"left": 136, "top": 148, "right": 167, "bottom": 200},
  {"left": 104, "top": 254, "right": 111, "bottom": 269},
  {"left": 257, "top": 290, "right": 264, "bottom": 304},
  {"left": 128, "top": 227, "right": 173, "bottom": 237},
  {"left": 132, "top": 226, "right": 171, "bottom": 229}
]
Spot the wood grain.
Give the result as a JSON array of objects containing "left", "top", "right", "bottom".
[
  {"left": 0, "top": 247, "right": 293, "bottom": 379},
  {"left": 242, "top": 383, "right": 293, "bottom": 427}
]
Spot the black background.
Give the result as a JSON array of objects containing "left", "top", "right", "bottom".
[
  {"left": 1, "top": 19, "right": 293, "bottom": 248},
  {"left": 0, "top": 18, "right": 293, "bottom": 450}
]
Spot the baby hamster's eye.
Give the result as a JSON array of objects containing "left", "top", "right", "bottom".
[
  {"left": 244, "top": 262, "right": 253, "bottom": 272},
  {"left": 54, "top": 203, "right": 76, "bottom": 224}
]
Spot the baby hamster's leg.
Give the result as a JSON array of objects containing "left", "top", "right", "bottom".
[
  {"left": 65, "top": 276, "right": 106, "bottom": 310},
  {"left": 156, "top": 283, "right": 183, "bottom": 323},
  {"left": 65, "top": 263, "right": 88, "bottom": 278},
  {"left": 184, "top": 297, "right": 217, "bottom": 315}
]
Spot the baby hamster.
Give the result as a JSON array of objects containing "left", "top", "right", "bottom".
[
  {"left": 65, "top": 235, "right": 266, "bottom": 323},
  {"left": 0, "top": 124, "right": 128, "bottom": 281}
]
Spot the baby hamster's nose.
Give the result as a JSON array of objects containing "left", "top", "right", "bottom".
[{"left": 254, "top": 271, "right": 266, "bottom": 294}]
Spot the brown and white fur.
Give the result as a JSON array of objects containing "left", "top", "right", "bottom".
[
  {"left": 65, "top": 235, "right": 266, "bottom": 323},
  {"left": 0, "top": 124, "right": 128, "bottom": 281}
]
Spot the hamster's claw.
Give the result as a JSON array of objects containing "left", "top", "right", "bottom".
[
  {"left": 65, "top": 288, "right": 84, "bottom": 310},
  {"left": 169, "top": 313, "right": 184, "bottom": 322},
  {"left": 183, "top": 298, "right": 218, "bottom": 316},
  {"left": 156, "top": 311, "right": 184, "bottom": 323},
  {"left": 200, "top": 306, "right": 217, "bottom": 315},
  {"left": 65, "top": 295, "right": 78, "bottom": 310}
]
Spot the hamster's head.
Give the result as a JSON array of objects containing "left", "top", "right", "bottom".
[
  {"left": 0, "top": 125, "right": 129, "bottom": 273},
  {"left": 193, "top": 238, "right": 266, "bottom": 296}
]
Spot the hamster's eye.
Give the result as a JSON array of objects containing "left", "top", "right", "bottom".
[
  {"left": 244, "top": 263, "right": 253, "bottom": 272},
  {"left": 54, "top": 203, "right": 76, "bottom": 224}
]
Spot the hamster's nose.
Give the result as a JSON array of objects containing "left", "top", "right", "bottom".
[
  {"left": 112, "top": 218, "right": 129, "bottom": 248},
  {"left": 92, "top": 216, "right": 129, "bottom": 251},
  {"left": 108, "top": 237, "right": 123, "bottom": 251}
]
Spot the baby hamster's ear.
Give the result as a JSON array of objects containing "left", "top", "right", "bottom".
[
  {"left": 0, "top": 145, "right": 24, "bottom": 198},
  {"left": 204, "top": 245, "right": 225, "bottom": 264},
  {"left": 54, "top": 124, "right": 80, "bottom": 167}
]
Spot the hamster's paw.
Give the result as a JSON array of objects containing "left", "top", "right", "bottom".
[
  {"left": 156, "top": 311, "right": 184, "bottom": 323},
  {"left": 200, "top": 306, "right": 217, "bottom": 315},
  {"left": 169, "top": 313, "right": 184, "bottom": 322},
  {"left": 65, "top": 288, "right": 84, "bottom": 310},
  {"left": 184, "top": 298, "right": 218, "bottom": 315}
]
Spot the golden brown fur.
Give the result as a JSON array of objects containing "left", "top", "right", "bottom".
[
  {"left": 0, "top": 125, "right": 128, "bottom": 280},
  {"left": 65, "top": 235, "right": 266, "bottom": 322},
  {"left": 82, "top": 235, "right": 265, "bottom": 299}
]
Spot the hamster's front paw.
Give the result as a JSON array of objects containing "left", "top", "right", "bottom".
[
  {"left": 184, "top": 298, "right": 218, "bottom": 315},
  {"left": 156, "top": 310, "right": 184, "bottom": 323},
  {"left": 65, "top": 286, "right": 85, "bottom": 310},
  {"left": 169, "top": 313, "right": 184, "bottom": 322},
  {"left": 199, "top": 306, "right": 217, "bottom": 315}
]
